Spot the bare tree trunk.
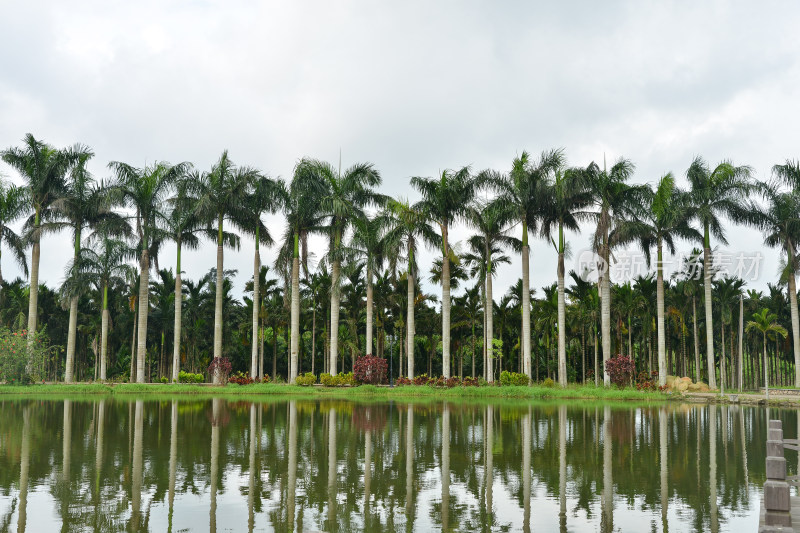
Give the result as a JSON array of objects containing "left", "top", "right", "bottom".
[
  {"left": 656, "top": 241, "right": 667, "bottom": 386},
  {"left": 212, "top": 240, "right": 224, "bottom": 383},
  {"left": 366, "top": 264, "right": 374, "bottom": 356},
  {"left": 100, "top": 286, "right": 109, "bottom": 381},
  {"left": 290, "top": 254, "right": 300, "bottom": 382},
  {"left": 703, "top": 240, "right": 716, "bottom": 389},
  {"left": 65, "top": 296, "right": 79, "bottom": 382},
  {"left": 522, "top": 242, "right": 532, "bottom": 380},
  {"left": 26, "top": 240, "right": 40, "bottom": 366},
  {"left": 442, "top": 231, "right": 451, "bottom": 378},
  {"left": 693, "top": 296, "right": 701, "bottom": 382},
  {"left": 136, "top": 250, "right": 150, "bottom": 383},
  {"left": 407, "top": 268, "right": 415, "bottom": 379},
  {"left": 130, "top": 300, "right": 137, "bottom": 382},
  {"left": 486, "top": 271, "right": 494, "bottom": 383},
  {"left": 172, "top": 247, "right": 182, "bottom": 383},
  {"left": 788, "top": 244, "right": 800, "bottom": 386},
  {"left": 557, "top": 250, "right": 567, "bottom": 386},
  {"left": 600, "top": 247, "right": 612, "bottom": 386},
  {"left": 329, "top": 259, "right": 341, "bottom": 375}
]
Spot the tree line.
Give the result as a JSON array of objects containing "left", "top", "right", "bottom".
[{"left": 1, "top": 133, "right": 799, "bottom": 388}]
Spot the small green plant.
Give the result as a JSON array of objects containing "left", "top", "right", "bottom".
[
  {"left": 499, "top": 371, "right": 530, "bottom": 386},
  {"left": 542, "top": 377, "right": 555, "bottom": 388},
  {"left": 320, "top": 372, "right": 356, "bottom": 386},
  {"left": 295, "top": 372, "right": 316, "bottom": 386},
  {"left": 159, "top": 376, "right": 168, "bottom": 384},
  {"left": 178, "top": 370, "right": 205, "bottom": 383}
]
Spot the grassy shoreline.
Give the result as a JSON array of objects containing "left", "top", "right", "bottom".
[{"left": 0, "top": 382, "right": 672, "bottom": 401}]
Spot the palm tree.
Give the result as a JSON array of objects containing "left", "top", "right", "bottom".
[
  {"left": 192, "top": 151, "right": 260, "bottom": 383},
  {"left": 2, "top": 134, "right": 81, "bottom": 358},
  {"left": 299, "top": 158, "right": 381, "bottom": 376},
  {"left": 53, "top": 152, "right": 127, "bottom": 382},
  {"left": 245, "top": 175, "right": 280, "bottom": 378},
  {"left": 582, "top": 158, "right": 643, "bottom": 385},
  {"left": 756, "top": 164, "right": 800, "bottom": 386},
  {"left": 0, "top": 179, "right": 28, "bottom": 304},
  {"left": 714, "top": 276, "right": 745, "bottom": 394},
  {"left": 352, "top": 215, "right": 387, "bottom": 357},
  {"left": 412, "top": 166, "right": 477, "bottom": 378},
  {"left": 614, "top": 174, "right": 700, "bottom": 385},
  {"left": 492, "top": 149, "right": 564, "bottom": 379},
  {"left": 278, "top": 165, "right": 325, "bottom": 382},
  {"left": 465, "top": 199, "right": 519, "bottom": 382},
  {"left": 109, "top": 159, "right": 189, "bottom": 383},
  {"left": 687, "top": 156, "right": 753, "bottom": 389},
  {"left": 746, "top": 308, "right": 788, "bottom": 400},
  {"left": 381, "top": 198, "right": 438, "bottom": 379},
  {"left": 77, "top": 238, "right": 134, "bottom": 380},
  {"left": 541, "top": 167, "right": 592, "bottom": 385}
]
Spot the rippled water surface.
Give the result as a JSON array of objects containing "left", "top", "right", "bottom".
[{"left": 0, "top": 397, "right": 795, "bottom": 532}]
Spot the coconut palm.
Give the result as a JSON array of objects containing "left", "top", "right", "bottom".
[
  {"left": 192, "top": 151, "right": 261, "bottom": 382},
  {"left": 381, "top": 198, "right": 438, "bottom": 379},
  {"left": 411, "top": 166, "right": 477, "bottom": 378},
  {"left": 465, "top": 199, "right": 519, "bottom": 382},
  {"left": 541, "top": 167, "right": 592, "bottom": 385},
  {"left": 245, "top": 175, "right": 281, "bottom": 378},
  {"left": 582, "top": 158, "right": 643, "bottom": 384},
  {"left": 614, "top": 174, "right": 700, "bottom": 385},
  {"left": 491, "top": 149, "right": 565, "bottom": 379},
  {"left": 352, "top": 215, "right": 387, "bottom": 357},
  {"left": 746, "top": 308, "right": 788, "bottom": 400},
  {"left": 278, "top": 165, "right": 326, "bottom": 382},
  {"left": 298, "top": 158, "right": 381, "bottom": 375},
  {"left": 754, "top": 166, "right": 800, "bottom": 386},
  {"left": 2, "top": 134, "right": 82, "bottom": 358},
  {"left": 77, "top": 238, "right": 134, "bottom": 380},
  {"left": 109, "top": 159, "right": 190, "bottom": 383},
  {"left": 687, "top": 156, "right": 753, "bottom": 389},
  {"left": 52, "top": 153, "right": 128, "bottom": 382},
  {"left": 0, "top": 179, "right": 28, "bottom": 303}
]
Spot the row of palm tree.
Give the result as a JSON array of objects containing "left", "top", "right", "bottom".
[{"left": 2, "top": 133, "right": 800, "bottom": 387}]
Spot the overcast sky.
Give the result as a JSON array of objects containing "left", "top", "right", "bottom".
[{"left": 1, "top": 1, "right": 799, "bottom": 303}]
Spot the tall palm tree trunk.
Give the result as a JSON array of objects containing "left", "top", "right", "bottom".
[
  {"left": 522, "top": 240, "right": 532, "bottom": 380},
  {"left": 26, "top": 237, "right": 40, "bottom": 367},
  {"left": 557, "top": 250, "right": 567, "bottom": 386},
  {"left": 366, "top": 264, "right": 374, "bottom": 356},
  {"left": 172, "top": 244, "right": 183, "bottom": 383},
  {"left": 656, "top": 242, "right": 667, "bottom": 386},
  {"left": 703, "top": 235, "right": 716, "bottom": 388},
  {"left": 692, "top": 296, "right": 700, "bottom": 382},
  {"left": 136, "top": 250, "right": 150, "bottom": 383},
  {"left": 130, "top": 299, "right": 137, "bottom": 382},
  {"left": 600, "top": 232, "right": 612, "bottom": 385},
  {"left": 212, "top": 221, "right": 224, "bottom": 382},
  {"left": 329, "top": 259, "right": 341, "bottom": 375},
  {"left": 787, "top": 244, "right": 800, "bottom": 386},
  {"left": 738, "top": 295, "right": 743, "bottom": 391},
  {"left": 251, "top": 247, "right": 260, "bottom": 378},
  {"left": 65, "top": 296, "right": 79, "bottom": 382},
  {"left": 486, "top": 269, "right": 494, "bottom": 383},
  {"left": 407, "top": 267, "right": 415, "bottom": 379},
  {"left": 290, "top": 241, "right": 300, "bottom": 382},
  {"left": 100, "top": 286, "right": 109, "bottom": 381},
  {"left": 442, "top": 233, "right": 452, "bottom": 378}
]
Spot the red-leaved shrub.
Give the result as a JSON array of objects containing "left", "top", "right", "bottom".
[
  {"left": 604, "top": 355, "right": 635, "bottom": 388},
  {"left": 353, "top": 355, "right": 388, "bottom": 385}
]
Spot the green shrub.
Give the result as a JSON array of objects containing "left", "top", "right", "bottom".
[
  {"left": 320, "top": 372, "right": 356, "bottom": 387},
  {"left": 499, "top": 371, "right": 530, "bottom": 386},
  {"left": 178, "top": 370, "right": 204, "bottom": 384},
  {"left": 295, "top": 372, "right": 316, "bottom": 386},
  {"left": 542, "top": 377, "right": 555, "bottom": 388},
  {"left": 160, "top": 376, "right": 169, "bottom": 384}
]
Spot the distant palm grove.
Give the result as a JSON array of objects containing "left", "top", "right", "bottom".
[{"left": 3, "top": 133, "right": 800, "bottom": 391}]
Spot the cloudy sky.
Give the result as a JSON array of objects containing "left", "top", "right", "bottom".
[{"left": 1, "top": 1, "right": 799, "bottom": 302}]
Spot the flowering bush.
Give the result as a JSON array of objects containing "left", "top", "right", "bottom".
[
  {"left": 353, "top": 355, "right": 388, "bottom": 385},
  {"left": 207, "top": 357, "right": 232, "bottom": 384},
  {"left": 178, "top": 370, "right": 204, "bottom": 383},
  {"left": 500, "top": 371, "right": 530, "bottom": 386},
  {"left": 0, "top": 329, "right": 51, "bottom": 384},
  {"left": 229, "top": 372, "right": 255, "bottom": 385},
  {"left": 295, "top": 372, "right": 316, "bottom": 386},
  {"left": 604, "top": 355, "right": 635, "bottom": 388}
]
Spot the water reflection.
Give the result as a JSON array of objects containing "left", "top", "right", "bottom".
[{"left": 0, "top": 398, "right": 792, "bottom": 532}]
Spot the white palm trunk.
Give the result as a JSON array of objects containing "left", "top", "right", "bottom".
[
  {"left": 136, "top": 250, "right": 150, "bottom": 383},
  {"left": 365, "top": 264, "right": 374, "bottom": 356},
  {"left": 132, "top": 400, "right": 143, "bottom": 529},
  {"left": 558, "top": 405, "right": 567, "bottom": 530},
  {"left": 19, "top": 406, "right": 31, "bottom": 533},
  {"left": 288, "top": 401, "right": 298, "bottom": 529},
  {"left": 557, "top": 251, "right": 567, "bottom": 386},
  {"left": 251, "top": 248, "right": 260, "bottom": 378},
  {"left": 659, "top": 407, "right": 668, "bottom": 532},
  {"left": 442, "top": 241, "right": 451, "bottom": 378},
  {"left": 788, "top": 245, "right": 800, "bottom": 386},
  {"left": 407, "top": 267, "right": 415, "bottom": 379},
  {"left": 522, "top": 409, "right": 531, "bottom": 533},
  {"left": 327, "top": 408, "right": 337, "bottom": 527},
  {"left": 65, "top": 296, "right": 78, "bottom": 383},
  {"left": 738, "top": 295, "right": 744, "bottom": 391},
  {"left": 486, "top": 272, "right": 494, "bottom": 382},
  {"left": 441, "top": 404, "right": 450, "bottom": 530},
  {"left": 329, "top": 260, "right": 341, "bottom": 376},
  {"left": 172, "top": 247, "right": 182, "bottom": 383},
  {"left": 601, "top": 263, "right": 612, "bottom": 386},
  {"left": 168, "top": 400, "right": 177, "bottom": 526},
  {"left": 290, "top": 255, "right": 300, "bottom": 382},
  {"left": 656, "top": 242, "right": 667, "bottom": 386},
  {"left": 521, "top": 244, "right": 532, "bottom": 380},
  {"left": 692, "top": 297, "right": 700, "bottom": 382},
  {"left": 100, "top": 286, "right": 109, "bottom": 381},
  {"left": 26, "top": 240, "right": 40, "bottom": 365},
  {"left": 703, "top": 244, "right": 716, "bottom": 388},
  {"left": 213, "top": 241, "right": 224, "bottom": 382}
]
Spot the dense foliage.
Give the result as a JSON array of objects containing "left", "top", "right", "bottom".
[{"left": 353, "top": 355, "right": 388, "bottom": 385}]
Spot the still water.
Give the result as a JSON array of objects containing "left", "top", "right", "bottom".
[{"left": 0, "top": 397, "right": 793, "bottom": 532}]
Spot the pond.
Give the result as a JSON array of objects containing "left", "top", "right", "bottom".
[{"left": 0, "top": 397, "right": 793, "bottom": 532}]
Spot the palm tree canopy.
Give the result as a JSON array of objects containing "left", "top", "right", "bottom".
[
  {"left": 0, "top": 179, "right": 29, "bottom": 276},
  {"left": 411, "top": 166, "right": 476, "bottom": 254}
]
